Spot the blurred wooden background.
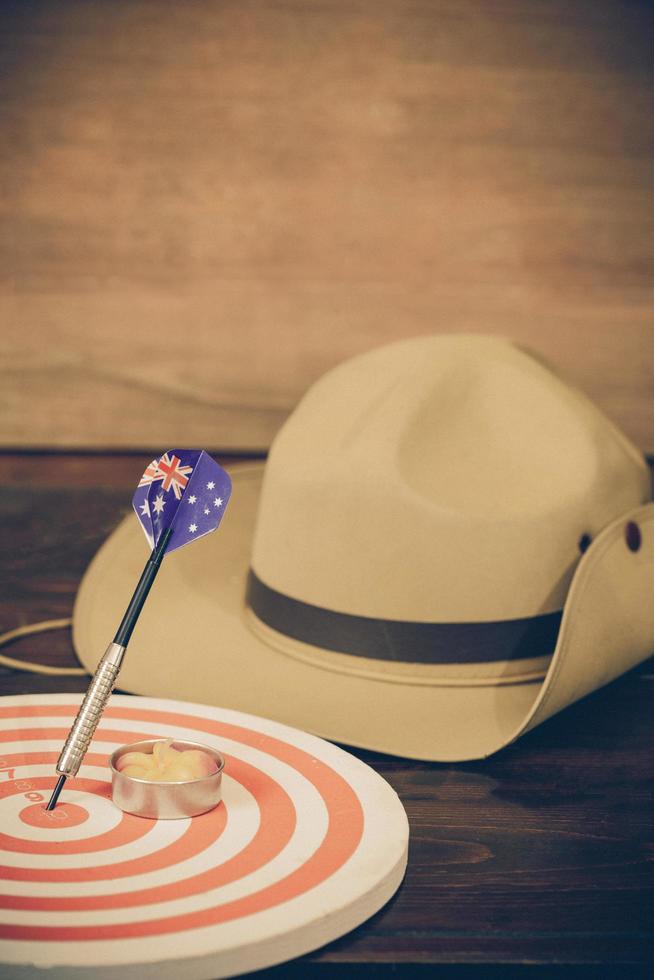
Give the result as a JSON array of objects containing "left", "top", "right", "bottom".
[{"left": 1, "top": 0, "right": 653, "bottom": 452}]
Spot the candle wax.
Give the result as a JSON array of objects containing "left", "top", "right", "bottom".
[{"left": 115, "top": 739, "right": 217, "bottom": 781}]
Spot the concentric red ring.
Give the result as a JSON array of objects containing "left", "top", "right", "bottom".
[
  {"left": 20, "top": 802, "right": 88, "bottom": 830},
  {"left": 0, "top": 753, "right": 294, "bottom": 911},
  {"left": 0, "top": 705, "right": 364, "bottom": 941},
  {"left": 0, "top": 775, "right": 149, "bottom": 854}
]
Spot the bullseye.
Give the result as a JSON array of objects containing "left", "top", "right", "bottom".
[
  {"left": 0, "top": 694, "right": 408, "bottom": 979},
  {"left": 19, "top": 802, "right": 88, "bottom": 829}
]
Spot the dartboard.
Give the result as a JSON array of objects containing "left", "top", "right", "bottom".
[{"left": 0, "top": 694, "right": 408, "bottom": 978}]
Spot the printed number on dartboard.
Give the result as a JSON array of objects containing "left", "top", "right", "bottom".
[
  {"left": 0, "top": 758, "right": 16, "bottom": 779},
  {"left": 8, "top": 774, "right": 70, "bottom": 820}
]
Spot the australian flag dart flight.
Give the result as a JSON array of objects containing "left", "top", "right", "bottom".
[{"left": 132, "top": 450, "right": 232, "bottom": 555}]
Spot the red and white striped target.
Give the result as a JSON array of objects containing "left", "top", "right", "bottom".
[{"left": 0, "top": 694, "right": 408, "bottom": 979}]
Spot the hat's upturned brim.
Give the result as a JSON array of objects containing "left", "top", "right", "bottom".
[{"left": 73, "top": 465, "right": 654, "bottom": 762}]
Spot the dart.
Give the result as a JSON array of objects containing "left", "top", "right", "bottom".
[{"left": 45, "top": 450, "right": 232, "bottom": 810}]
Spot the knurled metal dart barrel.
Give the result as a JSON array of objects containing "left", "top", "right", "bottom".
[{"left": 46, "top": 642, "right": 126, "bottom": 809}]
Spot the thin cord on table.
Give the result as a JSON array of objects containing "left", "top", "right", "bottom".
[{"left": 0, "top": 619, "right": 88, "bottom": 676}]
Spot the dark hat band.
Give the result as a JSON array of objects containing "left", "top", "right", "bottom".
[{"left": 246, "top": 570, "right": 561, "bottom": 665}]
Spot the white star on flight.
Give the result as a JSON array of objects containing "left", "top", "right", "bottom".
[
  {"left": 139, "top": 500, "right": 150, "bottom": 516},
  {"left": 152, "top": 495, "right": 166, "bottom": 515},
  {"left": 214, "top": 497, "right": 222, "bottom": 508},
  {"left": 189, "top": 523, "right": 197, "bottom": 533},
  {"left": 188, "top": 495, "right": 197, "bottom": 504},
  {"left": 204, "top": 508, "right": 210, "bottom": 515},
  {"left": 207, "top": 481, "right": 215, "bottom": 490}
]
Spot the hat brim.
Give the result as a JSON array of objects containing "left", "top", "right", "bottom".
[{"left": 73, "top": 464, "right": 654, "bottom": 762}]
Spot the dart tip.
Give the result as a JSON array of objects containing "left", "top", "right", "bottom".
[{"left": 45, "top": 774, "right": 67, "bottom": 811}]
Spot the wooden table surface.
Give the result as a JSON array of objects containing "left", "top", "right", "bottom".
[{"left": 1, "top": 453, "right": 653, "bottom": 978}]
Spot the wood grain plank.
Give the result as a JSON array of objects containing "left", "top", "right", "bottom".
[{"left": 1, "top": 0, "right": 653, "bottom": 450}]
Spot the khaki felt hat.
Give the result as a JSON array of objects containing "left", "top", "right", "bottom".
[{"left": 73, "top": 335, "right": 654, "bottom": 761}]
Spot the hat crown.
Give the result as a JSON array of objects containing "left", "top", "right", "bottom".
[{"left": 252, "top": 335, "right": 649, "bottom": 621}]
